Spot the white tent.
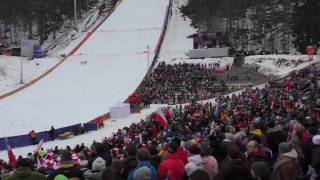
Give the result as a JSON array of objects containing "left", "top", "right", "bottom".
[{"left": 109, "top": 102, "right": 131, "bottom": 119}]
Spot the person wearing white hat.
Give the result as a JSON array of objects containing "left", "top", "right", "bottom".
[
  {"left": 83, "top": 157, "right": 106, "bottom": 180},
  {"left": 311, "top": 135, "right": 320, "bottom": 180}
]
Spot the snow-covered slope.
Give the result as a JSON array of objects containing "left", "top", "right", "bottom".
[
  {"left": 0, "top": 0, "right": 170, "bottom": 137},
  {"left": 0, "top": 56, "right": 60, "bottom": 94},
  {"left": 244, "top": 55, "right": 320, "bottom": 77},
  {"left": 158, "top": 0, "right": 197, "bottom": 63}
]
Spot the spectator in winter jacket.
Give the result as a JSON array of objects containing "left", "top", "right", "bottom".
[
  {"left": 50, "top": 126, "right": 55, "bottom": 141},
  {"left": 185, "top": 144, "right": 203, "bottom": 177},
  {"left": 47, "top": 150, "right": 84, "bottom": 180},
  {"left": 30, "top": 130, "right": 37, "bottom": 145},
  {"left": 190, "top": 169, "right": 210, "bottom": 180},
  {"left": 83, "top": 157, "right": 105, "bottom": 180},
  {"left": 217, "top": 157, "right": 252, "bottom": 180},
  {"left": 127, "top": 148, "right": 156, "bottom": 180},
  {"left": 311, "top": 135, "right": 320, "bottom": 179},
  {"left": 201, "top": 147, "right": 219, "bottom": 180},
  {"left": 271, "top": 142, "right": 299, "bottom": 180},
  {"left": 172, "top": 137, "right": 188, "bottom": 165},
  {"left": 251, "top": 161, "right": 270, "bottom": 180},
  {"left": 157, "top": 141, "right": 185, "bottom": 180},
  {"left": 246, "top": 140, "right": 269, "bottom": 167},
  {"left": 87, "top": 143, "right": 112, "bottom": 170},
  {"left": 101, "top": 167, "right": 117, "bottom": 180},
  {"left": 3, "top": 158, "right": 45, "bottom": 180},
  {"left": 148, "top": 145, "right": 161, "bottom": 170},
  {"left": 121, "top": 144, "right": 138, "bottom": 178}
]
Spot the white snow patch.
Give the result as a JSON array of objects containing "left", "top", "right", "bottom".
[{"left": 244, "top": 55, "right": 320, "bottom": 77}]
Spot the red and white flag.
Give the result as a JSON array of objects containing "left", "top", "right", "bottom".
[
  {"left": 153, "top": 108, "right": 169, "bottom": 127},
  {"left": 7, "top": 146, "right": 17, "bottom": 167},
  {"left": 36, "top": 156, "right": 42, "bottom": 169},
  {"left": 5, "top": 138, "right": 16, "bottom": 167},
  {"left": 34, "top": 139, "right": 44, "bottom": 153}
]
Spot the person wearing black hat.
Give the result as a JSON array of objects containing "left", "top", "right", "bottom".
[
  {"left": 4, "top": 158, "right": 45, "bottom": 180},
  {"left": 157, "top": 141, "right": 185, "bottom": 180}
]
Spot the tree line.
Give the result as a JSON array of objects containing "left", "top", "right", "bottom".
[
  {"left": 0, "top": 0, "right": 99, "bottom": 45},
  {"left": 181, "top": 0, "right": 320, "bottom": 53}
]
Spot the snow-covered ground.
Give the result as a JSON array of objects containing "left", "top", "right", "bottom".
[
  {"left": 0, "top": 0, "right": 117, "bottom": 95},
  {"left": 244, "top": 55, "right": 320, "bottom": 77},
  {"left": 0, "top": 0, "right": 170, "bottom": 137},
  {"left": 157, "top": 0, "right": 196, "bottom": 63},
  {"left": 0, "top": 56, "right": 60, "bottom": 94}
]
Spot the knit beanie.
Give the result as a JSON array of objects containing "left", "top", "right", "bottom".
[
  {"left": 92, "top": 157, "right": 106, "bottom": 171},
  {"left": 133, "top": 166, "right": 152, "bottom": 180}
]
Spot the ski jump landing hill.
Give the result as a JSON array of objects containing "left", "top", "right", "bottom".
[{"left": 0, "top": 0, "right": 171, "bottom": 150}]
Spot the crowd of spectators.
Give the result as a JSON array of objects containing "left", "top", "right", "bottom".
[
  {"left": 0, "top": 64, "right": 319, "bottom": 180},
  {"left": 137, "top": 62, "right": 231, "bottom": 105}
]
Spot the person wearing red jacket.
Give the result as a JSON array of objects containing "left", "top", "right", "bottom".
[
  {"left": 172, "top": 137, "right": 188, "bottom": 165},
  {"left": 157, "top": 141, "right": 185, "bottom": 180}
]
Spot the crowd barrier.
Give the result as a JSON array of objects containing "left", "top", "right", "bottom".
[{"left": 0, "top": 122, "right": 99, "bottom": 151}]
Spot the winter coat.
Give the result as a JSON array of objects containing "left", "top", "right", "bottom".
[
  {"left": 121, "top": 156, "right": 138, "bottom": 178},
  {"left": 87, "top": 143, "right": 112, "bottom": 169},
  {"left": 311, "top": 145, "right": 320, "bottom": 178},
  {"left": 202, "top": 155, "right": 219, "bottom": 180},
  {"left": 47, "top": 162, "right": 84, "bottom": 180},
  {"left": 150, "top": 154, "right": 161, "bottom": 170},
  {"left": 218, "top": 158, "right": 252, "bottom": 180},
  {"left": 3, "top": 167, "right": 45, "bottom": 180},
  {"left": 185, "top": 154, "right": 203, "bottom": 176},
  {"left": 175, "top": 148, "right": 188, "bottom": 165},
  {"left": 187, "top": 154, "right": 202, "bottom": 167},
  {"left": 83, "top": 169, "right": 102, "bottom": 180},
  {"left": 247, "top": 150, "right": 269, "bottom": 168},
  {"left": 157, "top": 153, "right": 185, "bottom": 180},
  {"left": 271, "top": 156, "right": 299, "bottom": 180},
  {"left": 127, "top": 161, "right": 157, "bottom": 180},
  {"left": 266, "top": 126, "right": 288, "bottom": 155}
]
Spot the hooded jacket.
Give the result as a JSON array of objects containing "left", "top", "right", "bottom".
[
  {"left": 174, "top": 148, "right": 188, "bottom": 165},
  {"left": 157, "top": 153, "right": 185, "bottom": 180},
  {"left": 3, "top": 167, "right": 45, "bottom": 180},
  {"left": 127, "top": 161, "right": 156, "bottom": 180},
  {"left": 202, "top": 155, "right": 219, "bottom": 180},
  {"left": 271, "top": 150, "right": 299, "bottom": 180}
]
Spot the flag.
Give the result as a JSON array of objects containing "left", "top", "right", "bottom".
[
  {"left": 164, "top": 108, "right": 173, "bottom": 120},
  {"left": 36, "top": 155, "right": 42, "bottom": 169},
  {"left": 7, "top": 146, "right": 17, "bottom": 167},
  {"left": 153, "top": 108, "right": 169, "bottom": 127},
  {"left": 34, "top": 139, "right": 44, "bottom": 153},
  {"left": 5, "top": 138, "right": 17, "bottom": 167}
]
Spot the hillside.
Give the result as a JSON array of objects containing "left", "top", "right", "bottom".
[{"left": 180, "top": 0, "right": 320, "bottom": 53}]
